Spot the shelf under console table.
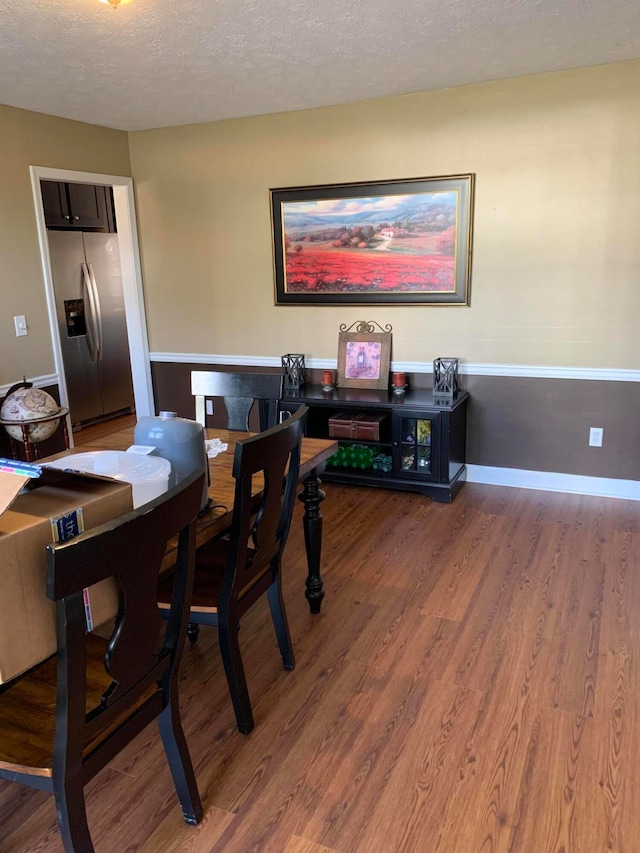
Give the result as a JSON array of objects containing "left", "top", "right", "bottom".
[{"left": 280, "top": 385, "right": 468, "bottom": 503}]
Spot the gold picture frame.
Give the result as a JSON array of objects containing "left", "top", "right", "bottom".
[{"left": 337, "top": 321, "right": 392, "bottom": 390}]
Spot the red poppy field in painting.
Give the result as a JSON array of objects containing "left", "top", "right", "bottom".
[{"left": 284, "top": 245, "right": 455, "bottom": 293}]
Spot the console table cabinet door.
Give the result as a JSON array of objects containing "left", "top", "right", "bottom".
[{"left": 392, "top": 411, "right": 441, "bottom": 483}]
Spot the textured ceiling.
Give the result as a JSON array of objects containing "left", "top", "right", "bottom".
[{"left": 1, "top": 0, "right": 639, "bottom": 131}]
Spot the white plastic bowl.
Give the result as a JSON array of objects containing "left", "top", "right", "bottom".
[{"left": 45, "top": 450, "right": 171, "bottom": 509}]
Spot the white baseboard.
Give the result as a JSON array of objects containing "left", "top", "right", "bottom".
[{"left": 467, "top": 464, "right": 640, "bottom": 501}]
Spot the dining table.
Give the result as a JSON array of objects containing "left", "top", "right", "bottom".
[{"left": 67, "top": 426, "right": 338, "bottom": 613}]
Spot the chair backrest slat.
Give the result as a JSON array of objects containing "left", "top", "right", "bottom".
[
  {"left": 191, "top": 370, "right": 283, "bottom": 431},
  {"left": 223, "top": 406, "right": 307, "bottom": 602},
  {"left": 46, "top": 471, "right": 203, "bottom": 729}
]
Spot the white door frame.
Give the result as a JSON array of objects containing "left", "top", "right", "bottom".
[{"left": 30, "top": 166, "right": 154, "bottom": 442}]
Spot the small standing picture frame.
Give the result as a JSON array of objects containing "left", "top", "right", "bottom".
[{"left": 337, "top": 321, "right": 392, "bottom": 390}]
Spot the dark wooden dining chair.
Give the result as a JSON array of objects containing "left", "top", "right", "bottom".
[
  {"left": 158, "top": 405, "right": 308, "bottom": 734},
  {"left": 191, "top": 369, "right": 283, "bottom": 432},
  {"left": 0, "top": 471, "right": 205, "bottom": 853}
]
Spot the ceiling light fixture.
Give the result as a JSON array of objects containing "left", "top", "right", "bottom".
[{"left": 98, "top": 0, "right": 134, "bottom": 8}]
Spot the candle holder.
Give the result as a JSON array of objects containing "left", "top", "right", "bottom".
[
  {"left": 281, "top": 354, "right": 306, "bottom": 391},
  {"left": 321, "top": 369, "right": 334, "bottom": 392},
  {"left": 433, "top": 357, "right": 459, "bottom": 401},
  {"left": 392, "top": 371, "right": 407, "bottom": 395}
]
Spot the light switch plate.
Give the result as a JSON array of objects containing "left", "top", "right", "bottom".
[{"left": 13, "top": 315, "right": 28, "bottom": 337}]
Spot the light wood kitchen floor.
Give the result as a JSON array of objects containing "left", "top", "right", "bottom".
[
  {"left": 1, "top": 480, "right": 638, "bottom": 852},
  {"left": 72, "top": 412, "right": 137, "bottom": 446}
]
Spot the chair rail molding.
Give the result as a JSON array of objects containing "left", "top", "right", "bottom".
[
  {"left": 0, "top": 373, "right": 59, "bottom": 399},
  {"left": 149, "top": 353, "right": 640, "bottom": 383}
]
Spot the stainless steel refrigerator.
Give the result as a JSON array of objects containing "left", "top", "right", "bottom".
[{"left": 48, "top": 231, "right": 135, "bottom": 425}]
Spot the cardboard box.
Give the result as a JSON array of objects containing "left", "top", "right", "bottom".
[{"left": 0, "top": 468, "right": 133, "bottom": 683}]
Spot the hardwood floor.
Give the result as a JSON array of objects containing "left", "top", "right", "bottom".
[
  {"left": 1, "top": 480, "right": 639, "bottom": 851},
  {"left": 72, "top": 412, "right": 137, "bottom": 446}
]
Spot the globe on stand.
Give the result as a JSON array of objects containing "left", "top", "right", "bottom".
[{"left": 1, "top": 380, "right": 69, "bottom": 461}]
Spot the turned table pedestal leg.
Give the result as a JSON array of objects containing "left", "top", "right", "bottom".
[{"left": 298, "top": 465, "right": 326, "bottom": 614}]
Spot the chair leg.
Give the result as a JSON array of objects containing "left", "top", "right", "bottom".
[
  {"left": 218, "top": 616, "right": 254, "bottom": 734},
  {"left": 158, "top": 696, "right": 203, "bottom": 826},
  {"left": 53, "top": 772, "right": 94, "bottom": 853},
  {"left": 267, "top": 572, "right": 295, "bottom": 671}
]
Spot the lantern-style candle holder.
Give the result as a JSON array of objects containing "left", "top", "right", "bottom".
[
  {"left": 433, "top": 357, "right": 459, "bottom": 400},
  {"left": 281, "top": 354, "right": 306, "bottom": 390}
]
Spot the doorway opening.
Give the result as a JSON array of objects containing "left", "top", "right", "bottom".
[{"left": 30, "top": 167, "right": 154, "bottom": 447}]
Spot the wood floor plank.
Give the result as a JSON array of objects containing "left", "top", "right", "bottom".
[
  {"left": 0, "top": 783, "right": 50, "bottom": 848},
  {"left": 334, "top": 680, "right": 483, "bottom": 853},
  {"left": 436, "top": 512, "right": 536, "bottom": 690},
  {"left": 420, "top": 506, "right": 504, "bottom": 621},
  {"left": 431, "top": 619, "right": 552, "bottom": 852},
  {"left": 345, "top": 605, "right": 457, "bottom": 678},
  {"left": 589, "top": 648, "right": 640, "bottom": 852},
  {"left": 283, "top": 836, "right": 339, "bottom": 853},
  {"left": 295, "top": 660, "right": 452, "bottom": 847},
  {"left": 514, "top": 520, "right": 572, "bottom": 643},
  {"left": 505, "top": 708, "right": 598, "bottom": 853},
  {"left": 0, "top": 794, "right": 61, "bottom": 853},
  {"left": 601, "top": 529, "right": 640, "bottom": 658},
  {"left": 540, "top": 524, "right": 605, "bottom": 717},
  {"left": 141, "top": 805, "right": 236, "bottom": 852},
  {"left": 2, "top": 481, "right": 639, "bottom": 852},
  {"left": 191, "top": 605, "right": 380, "bottom": 815}
]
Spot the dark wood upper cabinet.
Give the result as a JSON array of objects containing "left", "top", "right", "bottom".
[
  {"left": 40, "top": 180, "right": 71, "bottom": 227},
  {"left": 41, "top": 181, "right": 116, "bottom": 232}
]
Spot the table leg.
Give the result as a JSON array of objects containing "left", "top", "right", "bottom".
[{"left": 298, "top": 466, "right": 326, "bottom": 614}]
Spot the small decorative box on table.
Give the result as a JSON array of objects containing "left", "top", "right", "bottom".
[{"left": 328, "top": 413, "right": 388, "bottom": 441}]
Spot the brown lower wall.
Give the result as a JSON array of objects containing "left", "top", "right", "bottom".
[
  {"left": 151, "top": 362, "right": 282, "bottom": 432},
  {"left": 151, "top": 361, "right": 640, "bottom": 482},
  {"left": 463, "top": 375, "right": 640, "bottom": 480}
]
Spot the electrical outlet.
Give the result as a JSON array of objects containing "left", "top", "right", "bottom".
[
  {"left": 205, "top": 400, "right": 214, "bottom": 416},
  {"left": 589, "top": 427, "right": 603, "bottom": 447}
]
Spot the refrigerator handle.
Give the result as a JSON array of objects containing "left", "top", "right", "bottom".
[
  {"left": 81, "top": 262, "right": 99, "bottom": 362},
  {"left": 87, "top": 263, "right": 104, "bottom": 362}
]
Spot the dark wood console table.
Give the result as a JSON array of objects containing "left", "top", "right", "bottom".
[{"left": 281, "top": 385, "right": 468, "bottom": 502}]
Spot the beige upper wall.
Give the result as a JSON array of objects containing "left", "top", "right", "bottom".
[
  {"left": 129, "top": 60, "right": 640, "bottom": 369},
  {"left": 0, "top": 104, "right": 131, "bottom": 386}
]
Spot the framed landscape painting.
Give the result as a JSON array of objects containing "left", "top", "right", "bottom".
[{"left": 271, "top": 174, "right": 474, "bottom": 306}]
